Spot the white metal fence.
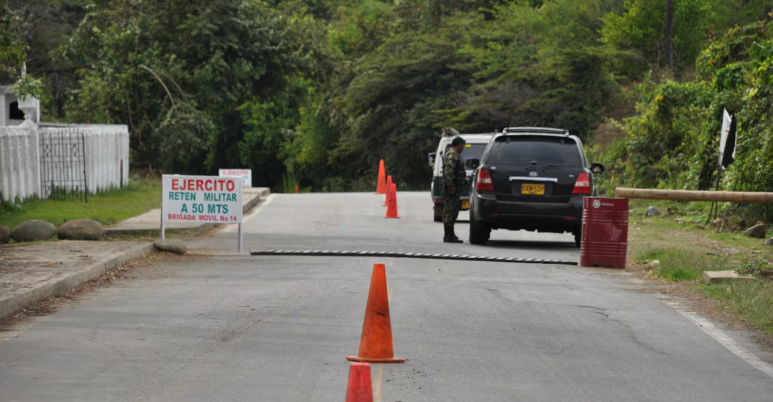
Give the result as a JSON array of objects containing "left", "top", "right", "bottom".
[{"left": 0, "top": 122, "right": 129, "bottom": 203}]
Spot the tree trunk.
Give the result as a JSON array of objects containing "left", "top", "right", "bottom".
[{"left": 665, "top": 0, "right": 674, "bottom": 70}]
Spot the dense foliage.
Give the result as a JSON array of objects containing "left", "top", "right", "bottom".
[
  {"left": 0, "top": 1, "right": 27, "bottom": 83},
  {"left": 5, "top": 0, "right": 773, "bottom": 207},
  {"left": 590, "top": 19, "right": 773, "bottom": 220}
]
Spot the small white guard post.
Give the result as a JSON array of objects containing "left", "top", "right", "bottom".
[{"left": 161, "top": 175, "right": 244, "bottom": 252}]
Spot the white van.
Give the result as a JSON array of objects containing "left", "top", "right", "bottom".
[{"left": 428, "top": 129, "right": 494, "bottom": 222}]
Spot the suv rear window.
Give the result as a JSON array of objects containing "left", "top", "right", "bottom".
[{"left": 486, "top": 136, "right": 583, "bottom": 167}]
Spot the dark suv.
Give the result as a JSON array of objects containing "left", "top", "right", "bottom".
[{"left": 468, "top": 127, "right": 604, "bottom": 246}]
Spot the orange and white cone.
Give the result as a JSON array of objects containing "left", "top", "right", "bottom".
[
  {"left": 384, "top": 183, "right": 400, "bottom": 219},
  {"left": 347, "top": 263, "right": 405, "bottom": 363},
  {"left": 375, "top": 160, "right": 386, "bottom": 194}
]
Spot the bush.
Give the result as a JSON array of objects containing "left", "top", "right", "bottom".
[{"left": 595, "top": 20, "right": 773, "bottom": 223}]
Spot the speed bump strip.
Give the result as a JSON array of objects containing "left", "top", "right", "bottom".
[{"left": 249, "top": 250, "right": 578, "bottom": 266}]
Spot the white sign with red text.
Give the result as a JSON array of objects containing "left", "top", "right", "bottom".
[
  {"left": 162, "top": 175, "right": 242, "bottom": 224},
  {"left": 219, "top": 169, "right": 252, "bottom": 188}
]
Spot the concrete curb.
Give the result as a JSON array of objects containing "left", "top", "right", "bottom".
[
  {"left": 0, "top": 243, "right": 154, "bottom": 320},
  {"left": 242, "top": 188, "right": 269, "bottom": 214},
  {"left": 102, "top": 188, "right": 270, "bottom": 235}
]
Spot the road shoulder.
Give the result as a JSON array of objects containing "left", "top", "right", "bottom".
[
  {"left": 0, "top": 188, "right": 271, "bottom": 321},
  {"left": 0, "top": 241, "right": 153, "bottom": 320}
]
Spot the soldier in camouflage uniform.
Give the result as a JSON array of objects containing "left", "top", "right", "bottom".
[{"left": 443, "top": 136, "right": 467, "bottom": 243}]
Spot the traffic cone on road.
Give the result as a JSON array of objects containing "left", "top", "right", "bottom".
[
  {"left": 345, "top": 362, "right": 373, "bottom": 402},
  {"left": 383, "top": 176, "right": 393, "bottom": 206},
  {"left": 384, "top": 183, "right": 400, "bottom": 219},
  {"left": 375, "top": 160, "right": 386, "bottom": 194},
  {"left": 294, "top": 185, "right": 298, "bottom": 194},
  {"left": 347, "top": 264, "right": 405, "bottom": 363}
]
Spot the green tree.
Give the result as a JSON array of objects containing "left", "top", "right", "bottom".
[
  {"left": 601, "top": 0, "right": 772, "bottom": 73},
  {"left": 8, "top": 0, "right": 97, "bottom": 117},
  {"left": 340, "top": 15, "right": 478, "bottom": 187},
  {"left": 445, "top": 0, "right": 623, "bottom": 139},
  {"left": 59, "top": 0, "right": 308, "bottom": 174},
  {"left": 0, "top": 1, "right": 27, "bottom": 84}
]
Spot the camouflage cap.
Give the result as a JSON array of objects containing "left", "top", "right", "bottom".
[{"left": 451, "top": 136, "right": 466, "bottom": 146}]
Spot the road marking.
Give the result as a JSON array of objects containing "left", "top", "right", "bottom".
[
  {"left": 373, "top": 363, "right": 384, "bottom": 402},
  {"left": 221, "top": 194, "right": 274, "bottom": 233},
  {"left": 661, "top": 297, "right": 773, "bottom": 379}
]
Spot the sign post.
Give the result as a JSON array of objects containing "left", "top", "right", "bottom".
[
  {"left": 161, "top": 175, "right": 243, "bottom": 252},
  {"left": 706, "top": 110, "right": 738, "bottom": 225},
  {"left": 160, "top": 196, "right": 165, "bottom": 240}
]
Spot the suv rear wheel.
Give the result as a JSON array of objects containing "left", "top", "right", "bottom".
[
  {"left": 574, "top": 231, "right": 581, "bottom": 248},
  {"left": 469, "top": 214, "right": 491, "bottom": 245}
]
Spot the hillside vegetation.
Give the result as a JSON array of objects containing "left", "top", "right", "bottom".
[{"left": 3, "top": 1, "right": 773, "bottom": 211}]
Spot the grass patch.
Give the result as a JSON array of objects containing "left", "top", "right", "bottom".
[
  {"left": 629, "top": 200, "right": 773, "bottom": 337},
  {"left": 704, "top": 281, "right": 773, "bottom": 334},
  {"left": 635, "top": 247, "right": 729, "bottom": 282},
  {"left": 0, "top": 178, "right": 161, "bottom": 230}
]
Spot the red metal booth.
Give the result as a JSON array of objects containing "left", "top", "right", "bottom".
[{"left": 580, "top": 197, "right": 629, "bottom": 268}]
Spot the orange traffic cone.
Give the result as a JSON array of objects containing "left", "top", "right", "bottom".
[
  {"left": 347, "top": 264, "right": 405, "bottom": 363},
  {"left": 383, "top": 176, "right": 393, "bottom": 206},
  {"left": 375, "top": 160, "right": 386, "bottom": 194},
  {"left": 294, "top": 185, "right": 298, "bottom": 194},
  {"left": 345, "top": 362, "right": 373, "bottom": 402},
  {"left": 384, "top": 183, "right": 400, "bottom": 219}
]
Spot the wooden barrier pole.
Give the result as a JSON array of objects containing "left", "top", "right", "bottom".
[{"left": 614, "top": 188, "right": 773, "bottom": 203}]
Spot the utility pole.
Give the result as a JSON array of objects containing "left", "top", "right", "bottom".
[{"left": 665, "top": 0, "right": 674, "bottom": 70}]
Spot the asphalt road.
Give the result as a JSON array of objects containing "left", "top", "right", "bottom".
[{"left": 2, "top": 192, "right": 773, "bottom": 401}]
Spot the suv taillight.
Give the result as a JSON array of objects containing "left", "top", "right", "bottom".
[
  {"left": 477, "top": 169, "right": 494, "bottom": 191},
  {"left": 572, "top": 172, "right": 591, "bottom": 195}
]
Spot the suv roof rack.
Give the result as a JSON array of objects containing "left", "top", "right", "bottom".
[{"left": 502, "top": 127, "right": 568, "bottom": 136}]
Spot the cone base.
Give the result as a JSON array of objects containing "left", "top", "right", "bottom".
[
  {"left": 384, "top": 216, "right": 401, "bottom": 219},
  {"left": 347, "top": 356, "right": 406, "bottom": 363}
]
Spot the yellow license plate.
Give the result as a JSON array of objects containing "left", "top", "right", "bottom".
[
  {"left": 461, "top": 200, "right": 470, "bottom": 210},
  {"left": 521, "top": 183, "right": 545, "bottom": 195}
]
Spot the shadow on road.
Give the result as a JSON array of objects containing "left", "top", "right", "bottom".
[{"left": 479, "top": 239, "right": 577, "bottom": 251}]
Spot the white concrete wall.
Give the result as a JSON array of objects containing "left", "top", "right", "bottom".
[
  {"left": 0, "top": 123, "right": 129, "bottom": 202},
  {"left": 0, "top": 125, "right": 40, "bottom": 202}
]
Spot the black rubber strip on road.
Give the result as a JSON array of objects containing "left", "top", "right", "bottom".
[{"left": 248, "top": 250, "right": 578, "bottom": 266}]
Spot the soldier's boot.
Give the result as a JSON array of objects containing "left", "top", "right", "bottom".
[
  {"left": 449, "top": 226, "right": 463, "bottom": 243},
  {"left": 444, "top": 225, "right": 462, "bottom": 243}
]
